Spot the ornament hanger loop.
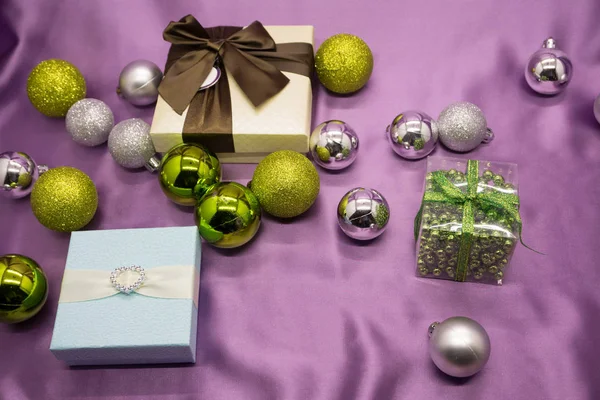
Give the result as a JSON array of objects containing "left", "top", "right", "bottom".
[
  {"left": 428, "top": 321, "right": 440, "bottom": 338},
  {"left": 543, "top": 37, "right": 556, "bottom": 49}
]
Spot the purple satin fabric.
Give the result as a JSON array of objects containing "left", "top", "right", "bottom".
[{"left": 1, "top": 1, "right": 599, "bottom": 399}]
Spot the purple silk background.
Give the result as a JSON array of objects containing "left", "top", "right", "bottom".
[{"left": 1, "top": 0, "right": 600, "bottom": 399}]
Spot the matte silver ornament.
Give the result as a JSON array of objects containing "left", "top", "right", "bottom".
[
  {"left": 310, "top": 120, "right": 359, "bottom": 170},
  {"left": 0, "top": 151, "right": 48, "bottom": 198},
  {"left": 525, "top": 38, "right": 572, "bottom": 95},
  {"left": 65, "top": 99, "right": 114, "bottom": 147},
  {"left": 117, "top": 60, "right": 163, "bottom": 106},
  {"left": 108, "top": 118, "right": 160, "bottom": 171},
  {"left": 337, "top": 187, "right": 390, "bottom": 240},
  {"left": 428, "top": 316, "right": 491, "bottom": 378},
  {"left": 386, "top": 111, "right": 438, "bottom": 159},
  {"left": 437, "top": 102, "right": 494, "bottom": 152}
]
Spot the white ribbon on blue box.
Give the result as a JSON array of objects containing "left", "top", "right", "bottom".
[{"left": 50, "top": 226, "right": 201, "bottom": 366}]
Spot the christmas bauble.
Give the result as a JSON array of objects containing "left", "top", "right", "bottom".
[
  {"left": 27, "top": 59, "right": 86, "bottom": 117},
  {"left": 386, "top": 111, "right": 438, "bottom": 159},
  {"left": 525, "top": 38, "right": 572, "bottom": 95},
  {"left": 108, "top": 118, "right": 159, "bottom": 170},
  {"left": 66, "top": 99, "right": 114, "bottom": 147},
  {"left": 117, "top": 60, "right": 163, "bottom": 106},
  {"left": 0, "top": 254, "right": 48, "bottom": 324},
  {"left": 337, "top": 187, "right": 390, "bottom": 240},
  {"left": 30, "top": 166, "right": 98, "bottom": 232},
  {"left": 428, "top": 317, "right": 491, "bottom": 378},
  {"left": 195, "top": 182, "right": 261, "bottom": 248},
  {"left": 250, "top": 150, "right": 320, "bottom": 218},
  {"left": 0, "top": 151, "right": 48, "bottom": 199},
  {"left": 315, "top": 34, "right": 373, "bottom": 94},
  {"left": 309, "top": 120, "right": 359, "bottom": 170},
  {"left": 158, "top": 143, "right": 221, "bottom": 206},
  {"left": 437, "top": 102, "right": 494, "bottom": 152}
]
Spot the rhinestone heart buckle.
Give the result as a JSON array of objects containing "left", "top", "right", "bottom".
[{"left": 110, "top": 265, "right": 146, "bottom": 294}]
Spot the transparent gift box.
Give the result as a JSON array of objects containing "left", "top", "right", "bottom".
[{"left": 415, "top": 157, "right": 520, "bottom": 285}]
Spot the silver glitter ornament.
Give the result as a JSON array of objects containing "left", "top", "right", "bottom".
[
  {"left": 65, "top": 99, "right": 114, "bottom": 147},
  {"left": 309, "top": 120, "right": 359, "bottom": 170},
  {"left": 0, "top": 151, "right": 48, "bottom": 199},
  {"left": 428, "top": 316, "right": 491, "bottom": 378},
  {"left": 437, "top": 102, "right": 494, "bottom": 152},
  {"left": 117, "top": 60, "right": 163, "bottom": 106},
  {"left": 108, "top": 118, "right": 160, "bottom": 171},
  {"left": 525, "top": 38, "right": 572, "bottom": 96},
  {"left": 337, "top": 187, "right": 390, "bottom": 240},
  {"left": 386, "top": 111, "right": 438, "bottom": 159}
]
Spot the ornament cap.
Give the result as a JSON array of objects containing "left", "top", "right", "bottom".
[
  {"left": 145, "top": 155, "right": 161, "bottom": 173},
  {"left": 543, "top": 37, "right": 556, "bottom": 49},
  {"left": 37, "top": 164, "right": 49, "bottom": 175},
  {"left": 428, "top": 321, "right": 440, "bottom": 337},
  {"left": 483, "top": 128, "right": 494, "bottom": 144}
]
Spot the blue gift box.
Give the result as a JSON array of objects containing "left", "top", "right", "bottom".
[{"left": 50, "top": 226, "right": 201, "bottom": 366}]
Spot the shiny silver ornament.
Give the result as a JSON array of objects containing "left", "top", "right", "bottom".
[
  {"left": 108, "top": 118, "right": 160, "bottom": 171},
  {"left": 65, "top": 99, "right": 114, "bottom": 147},
  {"left": 428, "top": 316, "right": 491, "bottom": 378},
  {"left": 117, "top": 60, "right": 163, "bottom": 106},
  {"left": 386, "top": 111, "right": 438, "bottom": 159},
  {"left": 309, "top": 120, "right": 359, "bottom": 170},
  {"left": 0, "top": 151, "right": 48, "bottom": 199},
  {"left": 337, "top": 187, "right": 390, "bottom": 240},
  {"left": 525, "top": 38, "right": 572, "bottom": 95},
  {"left": 437, "top": 102, "right": 494, "bottom": 152}
]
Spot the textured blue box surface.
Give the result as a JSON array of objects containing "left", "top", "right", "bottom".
[{"left": 50, "top": 226, "right": 201, "bottom": 366}]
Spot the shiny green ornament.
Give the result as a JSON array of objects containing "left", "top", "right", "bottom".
[
  {"left": 195, "top": 182, "right": 261, "bottom": 248},
  {"left": 158, "top": 143, "right": 221, "bottom": 206},
  {"left": 27, "top": 59, "right": 86, "bottom": 117},
  {"left": 315, "top": 33, "right": 373, "bottom": 94},
  {"left": 250, "top": 150, "right": 320, "bottom": 218},
  {"left": 0, "top": 254, "right": 48, "bottom": 324},
  {"left": 30, "top": 166, "right": 98, "bottom": 232}
]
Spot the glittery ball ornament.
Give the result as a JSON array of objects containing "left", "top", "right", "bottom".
[
  {"left": 0, "top": 151, "right": 48, "bottom": 199},
  {"left": 158, "top": 143, "right": 221, "bottom": 206},
  {"left": 315, "top": 34, "right": 373, "bottom": 94},
  {"left": 117, "top": 60, "right": 163, "bottom": 106},
  {"left": 27, "top": 59, "right": 86, "bottom": 117},
  {"left": 0, "top": 254, "right": 48, "bottom": 324},
  {"left": 428, "top": 317, "right": 491, "bottom": 378},
  {"left": 30, "top": 166, "right": 98, "bottom": 232},
  {"left": 108, "top": 118, "right": 159, "bottom": 170},
  {"left": 66, "top": 99, "right": 114, "bottom": 147},
  {"left": 386, "top": 111, "right": 438, "bottom": 160},
  {"left": 249, "top": 150, "right": 320, "bottom": 218},
  {"left": 195, "top": 182, "right": 261, "bottom": 248},
  {"left": 337, "top": 187, "right": 390, "bottom": 240},
  {"left": 309, "top": 120, "right": 359, "bottom": 170},
  {"left": 525, "top": 38, "right": 572, "bottom": 95},
  {"left": 437, "top": 102, "right": 494, "bottom": 152}
]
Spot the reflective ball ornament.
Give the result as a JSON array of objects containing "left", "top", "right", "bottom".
[
  {"left": 428, "top": 317, "right": 491, "bottom": 378},
  {"left": 0, "top": 151, "right": 48, "bottom": 199},
  {"left": 386, "top": 111, "right": 438, "bottom": 159},
  {"left": 117, "top": 60, "right": 163, "bottom": 106},
  {"left": 30, "top": 166, "right": 98, "bottom": 232},
  {"left": 315, "top": 34, "right": 373, "bottom": 94},
  {"left": 66, "top": 99, "right": 114, "bottom": 147},
  {"left": 337, "top": 187, "right": 390, "bottom": 240},
  {"left": 525, "top": 38, "right": 572, "bottom": 96},
  {"left": 310, "top": 120, "right": 359, "bottom": 170},
  {"left": 0, "top": 254, "right": 48, "bottom": 324},
  {"left": 195, "top": 182, "right": 261, "bottom": 248},
  {"left": 437, "top": 102, "right": 494, "bottom": 152},
  {"left": 108, "top": 118, "right": 159, "bottom": 170},
  {"left": 250, "top": 150, "right": 320, "bottom": 218},
  {"left": 158, "top": 143, "right": 221, "bottom": 206},
  {"left": 27, "top": 59, "right": 86, "bottom": 117}
]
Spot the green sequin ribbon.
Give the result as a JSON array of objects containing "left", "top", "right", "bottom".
[{"left": 414, "top": 160, "right": 527, "bottom": 282}]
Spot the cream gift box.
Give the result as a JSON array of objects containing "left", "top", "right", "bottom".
[
  {"left": 49, "top": 226, "right": 201, "bottom": 366},
  {"left": 150, "top": 21, "right": 314, "bottom": 164}
]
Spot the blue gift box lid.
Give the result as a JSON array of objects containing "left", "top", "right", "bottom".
[{"left": 50, "top": 226, "right": 201, "bottom": 366}]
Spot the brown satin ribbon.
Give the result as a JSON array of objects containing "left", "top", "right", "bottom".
[{"left": 159, "top": 15, "right": 314, "bottom": 153}]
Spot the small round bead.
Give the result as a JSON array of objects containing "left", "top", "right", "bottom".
[
  {"left": 482, "top": 170, "right": 494, "bottom": 181},
  {"left": 492, "top": 174, "right": 505, "bottom": 185},
  {"left": 488, "top": 265, "right": 498, "bottom": 274},
  {"left": 495, "top": 271, "right": 504, "bottom": 280},
  {"left": 419, "top": 267, "right": 429, "bottom": 276},
  {"left": 433, "top": 268, "right": 442, "bottom": 276}
]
